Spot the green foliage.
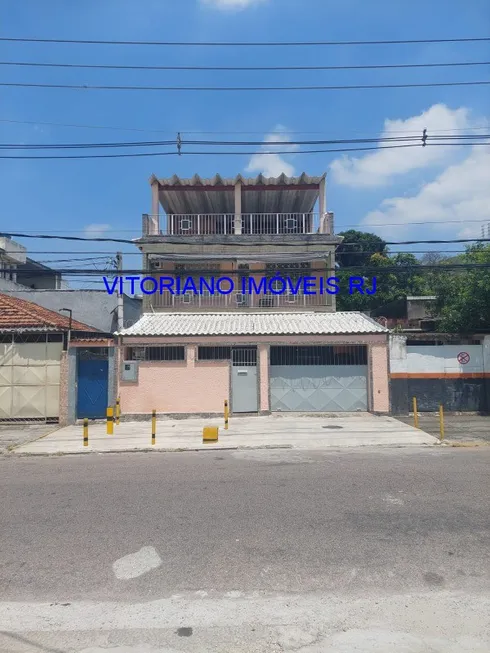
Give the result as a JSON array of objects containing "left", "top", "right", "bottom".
[
  {"left": 435, "top": 244, "right": 490, "bottom": 333},
  {"left": 336, "top": 230, "right": 387, "bottom": 268}
]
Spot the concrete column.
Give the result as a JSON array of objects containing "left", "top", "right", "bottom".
[
  {"left": 259, "top": 344, "right": 270, "bottom": 414},
  {"left": 234, "top": 180, "right": 242, "bottom": 234},
  {"left": 108, "top": 347, "right": 116, "bottom": 408},
  {"left": 318, "top": 176, "right": 326, "bottom": 231},
  {"left": 151, "top": 181, "right": 160, "bottom": 235},
  {"left": 369, "top": 341, "right": 390, "bottom": 414},
  {"left": 59, "top": 349, "right": 77, "bottom": 425}
]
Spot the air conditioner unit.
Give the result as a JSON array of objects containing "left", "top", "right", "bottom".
[{"left": 121, "top": 361, "right": 139, "bottom": 382}]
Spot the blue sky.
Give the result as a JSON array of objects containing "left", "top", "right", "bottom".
[{"left": 1, "top": 0, "right": 489, "bottom": 284}]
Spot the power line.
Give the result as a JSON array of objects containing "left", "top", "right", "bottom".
[
  {"left": 4, "top": 263, "right": 490, "bottom": 275},
  {"left": 2, "top": 59, "right": 490, "bottom": 72},
  {"left": 2, "top": 80, "right": 490, "bottom": 92},
  {"left": 2, "top": 230, "right": 490, "bottom": 246},
  {"left": 4, "top": 133, "right": 484, "bottom": 150},
  {"left": 1, "top": 142, "right": 488, "bottom": 160},
  {"left": 2, "top": 118, "right": 488, "bottom": 137},
  {"left": 1, "top": 36, "right": 489, "bottom": 46}
]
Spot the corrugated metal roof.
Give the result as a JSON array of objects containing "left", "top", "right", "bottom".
[
  {"left": 150, "top": 173, "right": 325, "bottom": 216},
  {"left": 118, "top": 312, "right": 387, "bottom": 337}
]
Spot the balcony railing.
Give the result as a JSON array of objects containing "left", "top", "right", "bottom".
[
  {"left": 148, "top": 290, "right": 333, "bottom": 311},
  {"left": 142, "top": 212, "right": 334, "bottom": 237}
]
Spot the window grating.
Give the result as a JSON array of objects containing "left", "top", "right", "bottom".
[
  {"left": 232, "top": 346, "right": 257, "bottom": 366},
  {"left": 126, "top": 346, "right": 185, "bottom": 362},
  {"left": 198, "top": 346, "right": 231, "bottom": 361},
  {"left": 270, "top": 345, "right": 367, "bottom": 366}
]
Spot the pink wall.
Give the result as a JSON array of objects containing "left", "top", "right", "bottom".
[
  {"left": 370, "top": 343, "right": 390, "bottom": 413},
  {"left": 119, "top": 345, "right": 229, "bottom": 414},
  {"left": 258, "top": 344, "right": 269, "bottom": 411}
]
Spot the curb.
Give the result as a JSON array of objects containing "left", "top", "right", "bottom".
[{"left": 10, "top": 444, "right": 295, "bottom": 457}]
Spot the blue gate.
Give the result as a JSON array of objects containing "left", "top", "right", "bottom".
[{"left": 77, "top": 354, "right": 109, "bottom": 419}]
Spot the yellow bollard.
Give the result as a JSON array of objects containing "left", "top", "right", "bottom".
[
  {"left": 83, "top": 418, "right": 88, "bottom": 447},
  {"left": 152, "top": 409, "right": 156, "bottom": 445},
  {"left": 106, "top": 407, "right": 114, "bottom": 435},
  {"left": 224, "top": 399, "right": 229, "bottom": 430},
  {"left": 116, "top": 397, "right": 121, "bottom": 425},
  {"left": 413, "top": 397, "right": 419, "bottom": 429},
  {"left": 439, "top": 404, "right": 445, "bottom": 441},
  {"left": 203, "top": 426, "right": 219, "bottom": 443}
]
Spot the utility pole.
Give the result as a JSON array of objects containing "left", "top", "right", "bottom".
[{"left": 116, "top": 252, "right": 123, "bottom": 331}]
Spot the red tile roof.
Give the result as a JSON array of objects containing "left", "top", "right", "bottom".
[{"left": 0, "top": 293, "right": 94, "bottom": 331}]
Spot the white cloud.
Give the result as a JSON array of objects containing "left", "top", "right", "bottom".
[
  {"left": 362, "top": 144, "right": 490, "bottom": 238},
  {"left": 246, "top": 125, "right": 297, "bottom": 177},
  {"left": 330, "top": 104, "right": 482, "bottom": 188},
  {"left": 200, "top": 0, "right": 268, "bottom": 9},
  {"left": 84, "top": 223, "right": 111, "bottom": 238}
]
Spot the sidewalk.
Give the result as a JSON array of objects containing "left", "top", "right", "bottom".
[{"left": 11, "top": 414, "right": 437, "bottom": 455}]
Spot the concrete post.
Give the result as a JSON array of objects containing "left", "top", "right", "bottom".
[
  {"left": 259, "top": 344, "right": 270, "bottom": 414},
  {"left": 151, "top": 181, "right": 160, "bottom": 235},
  {"left": 234, "top": 180, "right": 242, "bottom": 234},
  {"left": 318, "top": 176, "right": 326, "bottom": 232}
]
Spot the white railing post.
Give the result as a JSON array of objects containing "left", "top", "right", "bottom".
[
  {"left": 197, "top": 214, "right": 200, "bottom": 235},
  {"left": 302, "top": 213, "right": 305, "bottom": 233},
  {"left": 276, "top": 214, "right": 279, "bottom": 234}
]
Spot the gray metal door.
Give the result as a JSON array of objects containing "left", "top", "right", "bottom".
[
  {"left": 231, "top": 347, "right": 258, "bottom": 413},
  {"left": 269, "top": 346, "right": 368, "bottom": 412}
]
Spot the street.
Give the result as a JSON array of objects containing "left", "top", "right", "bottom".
[{"left": 0, "top": 447, "right": 489, "bottom": 652}]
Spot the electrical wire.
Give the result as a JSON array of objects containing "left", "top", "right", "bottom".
[
  {"left": 2, "top": 80, "right": 490, "bottom": 92},
  {"left": 1, "top": 118, "right": 489, "bottom": 137},
  {"left": 4, "top": 133, "right": 484, "bottom": 150},
  {"left": 1, "top": 142, "right": 488, "bottom": 160},
  {"left": 2, "top": 230, "right": 490, "bottom": 246},
  {"left": 2, "top": 59, "right": 490, "bottom": 72},
  {"left": 1, "top": 36, "right": 489, "bottom": 46}
]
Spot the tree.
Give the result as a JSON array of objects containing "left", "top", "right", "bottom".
[
  {"left": 336, "top": 230, "right": 387, "bottom": 268},
  {"left": 435, "top": 244, "right": 490, "bottom": 332}
]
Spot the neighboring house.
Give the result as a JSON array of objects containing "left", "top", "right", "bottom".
[
  {"left": 8, "top": 289, "right": 142, "bottom": 334},
  {"left": 390, "top": 333, "right": 490, "bottom": 413},
  {"left": 0, "top": 236, "right": 27, "bottom": 289},
  {"left": 0, "top": 237, "right": 64, "bottom": 291},
  {"left": 371, "top": 296, "right": 438, "bottom": 331},
  {"left": 0, "top": 293, "right": 116, "bottom": 424},
  {"left": 117, "top": 172, "right": 390, "bottom": 417},
  {"left": 16, "top": 257, "right": 64, "bottom": 290}
]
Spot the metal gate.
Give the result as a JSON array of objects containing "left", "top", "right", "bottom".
[
  {"left": 0, "top": 333, "right": 63, "bottom": 421},
  {"left": 76, "top": 348, "right": 109, "bottom": 419},
  {"left": 231, "top": 347, "right": 258, "bottom": 413},
  {"left": 270, "top": 345, "right": 368, "bottom": 412}
]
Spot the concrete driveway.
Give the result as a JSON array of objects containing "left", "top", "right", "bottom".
[{"left": 11, "top": 413, "right": 437, "bottom": 455}]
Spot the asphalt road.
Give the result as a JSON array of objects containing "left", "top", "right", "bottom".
[{"left": 1, "top": 447, "right": 489, "bottom": 652}]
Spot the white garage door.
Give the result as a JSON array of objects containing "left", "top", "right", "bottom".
[
  {"left": 270, "top": 345, "right": 368, "bottom": 412},
  {"left": 0, "top": 335, "right": 63, "bottom": 420}
]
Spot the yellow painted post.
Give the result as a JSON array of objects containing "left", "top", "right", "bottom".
[
  {"left": 106, "top": 407, "right": 114, "bottom": 435},
  {"left": 203, "top": 426, "right": 219, "bottom": 443},
  {"left": 83, "top": 418, "right": 88, "bottom": 447},
  {"left": 152, "top": 409, "right": 156, "bottom": 445},
  {"left": 224, "top": 399, "right": 229, "bottom": 430},
  {"left": 116, "top": 397, "right": 121, "bottom": 425},
  {"left": 413, "top": 397, "right": 419, "bottom": 429},
  {"left": 439, "top": 404, "right": 445, "bottom": 441}
]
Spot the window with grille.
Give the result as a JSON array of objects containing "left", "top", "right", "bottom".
[
  {"left": 126, "top": 346, "right": 185, "bottom": 362},
  {"left": 198, "top": 346, "right": 231, "bottom": 361},
  {"left": 270, "top": 345, "right": 367, "bottom": 366}
]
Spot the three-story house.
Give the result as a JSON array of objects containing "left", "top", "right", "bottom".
[{"left": 118, "top": 173, "right": 389, "bottom": 417}]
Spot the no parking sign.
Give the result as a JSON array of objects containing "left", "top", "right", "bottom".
[{"left": 457, "top": 351, "right": 470, "bottom": 365}]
